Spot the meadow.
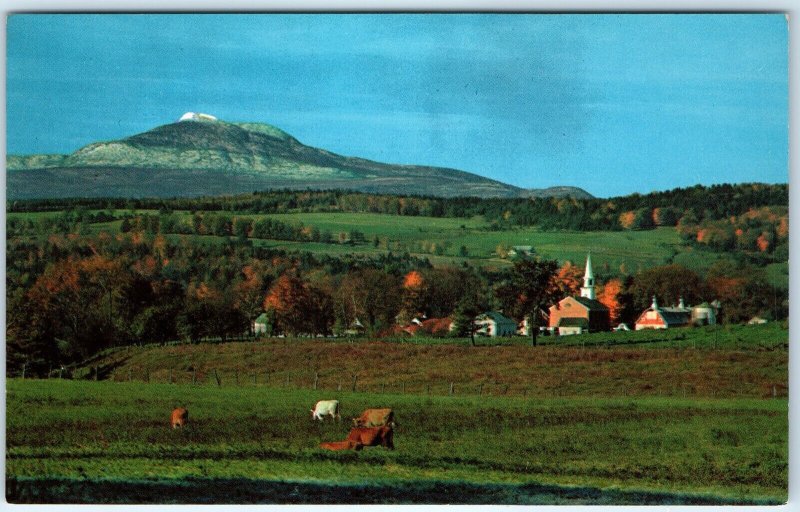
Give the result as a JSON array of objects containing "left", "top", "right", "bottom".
[
  {"left": 6, "top": 378, "right": 787, "bottom": 504},
  {"left": 7, "top": 209, "right": 729, "bottom": 275}
]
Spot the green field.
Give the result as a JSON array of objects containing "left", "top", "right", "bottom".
[
  {"left": 5, "top": 379, "right": 787, "bottom": 504},
  {"left": 9, "top": 209, "right": 773, "bottom": 278}
]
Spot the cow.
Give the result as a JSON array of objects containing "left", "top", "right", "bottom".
[
  {"left": 171, "top": 407, "right": 188, "bottom": 429},
  {"left": 311, "top": 400, "right": 340, "bottom": 422},
  {"left": 320, "top": 425, "right": 394, "bottom": 451},
  {"left": 352, "top": 408, "right": 395, "bottom": 428}
]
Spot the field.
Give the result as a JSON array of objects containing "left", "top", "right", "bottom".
[
  {"left": 8, "top": 209, "right": 735, "bottom": 275},
  {"left": 6, "top": 324, "right": 788, "bottom": 504}
]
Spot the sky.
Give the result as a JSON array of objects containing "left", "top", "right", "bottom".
[{"left": 6, "top": 14, "right": 789, "bottom": 197}]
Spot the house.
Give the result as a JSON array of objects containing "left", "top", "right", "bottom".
[
  {"left": 557, "top": 317, "right": 589, "bottom": 336},
  {"left": 613, "top": 323, "right": 631, "bottom": 331},
  {"left": 253, "top": 313, "right": 270, "bottom": 334},
  {"left": 344, "top": 318, "right": 366, "bottom": 336},
  {"left": 474, "top": 312, "right": 517, "bottom": 337},
  {"left": 548, "top": 254, "right": 611, "bottom": 335},
  {"left": 634, "top": 296, "right": 691, "bottom": 330},
  {"left": 508, "top": 246, "right": 534, "bottom": 258}
]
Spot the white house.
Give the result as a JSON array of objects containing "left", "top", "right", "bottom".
[
  {"left": 253, "top": 313, "right": 270, "bottom": 334},
  {"left": 474, "top": 312, "right": 517, "bottom": 337}
]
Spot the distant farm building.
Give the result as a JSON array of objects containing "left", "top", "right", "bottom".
[
  {"left": 508, "top": 246, "right": 534, "bottom": 258},
  {"left": 634, "top": 297, "right": 718, "bottom": 330},
  {"left": 475, "top": 312, "right": 517, "bottom": 337},
  {"left": 748, "top": 316, "right": 769, "bottom": 325},
  {"left": 548, "top": 254, "right": 610, "bottom": 336},
  {"left": 253, "top": 313, "right": 270, "bottom": 334}
]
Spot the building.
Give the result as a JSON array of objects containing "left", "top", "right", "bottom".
[
  {"left": 474, "top": 312, "right": 517, "bottom": 337},
  {"left": 253, "top": 313, "right": 270, "bottom": 334},
  {"left": 548, "top": 254, "right": 610, "bottom": 335},
  {"left": 634, "top": 296, "right": 691, "bottom": 330},
  {"left": 691, "top": 302, "right": 717, "bottom": 326},
  {"left": 635, "top": 297, "right": 718, "bottom": 330}
]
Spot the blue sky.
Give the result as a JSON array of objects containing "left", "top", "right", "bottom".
[{"left": 6, "top": 14, "right": 788, "bottom": 197}]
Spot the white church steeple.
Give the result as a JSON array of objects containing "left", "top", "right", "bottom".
[{"left": 580, "top": 253, "right": 595, "bottom": 300}]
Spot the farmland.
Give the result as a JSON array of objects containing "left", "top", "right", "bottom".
[
  {"left": 6, "top": 378, "right": 787, "bottom": 504},
  {"left": 8, "top": 208, "right": 716, "bottom": 273},
  {"left": 6, "top": 322, "right": 789, "bottom": 504}
]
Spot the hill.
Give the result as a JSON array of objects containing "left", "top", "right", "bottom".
[{"left": 7, "top": 116, "right": 592, "bottom": 200}]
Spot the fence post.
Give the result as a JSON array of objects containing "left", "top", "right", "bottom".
[
  {"left": 213, "top": 369, "right": 221, "bottom": 387},
  {"left": 252, "top": 372, "right": 257, "bottom": 386},
  {"left": 21, "top": 363, "right": 26, "bottom": 380},
  {"left": 773, "top": 385, "right": 777, "bottom": 399},
  {"left": 48, "top": 364, "right": 52, "bottom": 379},
  {"left": 60, "top": 367, "right": 65, "bottom": 380},
  {"left": 478, "top": 383, "right": 483, "bottom": 396},
  {"left": 94, "top": 367, "right": 98, "bottom": 381},
  {"left": 145, "top": 368, "right": 150, "bottom": 383},
  {"left": 314, "top": 372, "right": 319, "bottom": 390},
  {"left": 169, "top": 369, "right": 173, "bottom": 384},
  {"left": 449, "top": 382, "right": 454, "bottom": 395},
  {"left": 338, "top": 381, "right": 342, "bottom": 392},
  {"left": 402, "top": 382, "right": 405, "bottom": 394},
  {"left": 285, "top": 373, "right": 290, "bottom": 387},
  {"left": 381, "top": 382, "right": 385, "bottom": 394},
  {"left": 426, "top": 384, "right": 430, "bottom": 395},
  {"left": 192, "top": 369, "right": 196, "bottom": 385},
  {"left": 351, "top": 375, "right": 358, "bottom": 392},
  {"left": 128, "top": 368, "right": 132, "bottom": 382}
]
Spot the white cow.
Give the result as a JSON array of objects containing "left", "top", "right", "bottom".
[{"left": 310, "top": 400, "right": 340, "bottom": 421}]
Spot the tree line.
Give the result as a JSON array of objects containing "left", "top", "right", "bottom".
[
  {"left": 8, "top": 182, "right": 787, "bottom": 233},
  {"left": 7, "top": 226, "right": 787, "bottom": 378}
]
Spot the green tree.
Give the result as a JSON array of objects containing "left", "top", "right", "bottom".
[{"left": 495, "top": 257, "right": 560, "bottom": 346}]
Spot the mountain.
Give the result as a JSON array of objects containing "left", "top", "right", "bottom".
[{"left": 7, "top": 116, "right": 593, "bottom": 200}]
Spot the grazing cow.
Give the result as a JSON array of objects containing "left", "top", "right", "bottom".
[
  {"left": 311, "top": 400, "right": 340, "bottom": 422},
  {"left": 352, "top": 408, "right": 395, "bottom": 428},
  {"left": 320, "top": 425, "right": 394, "bottom": 451},
  {"left": 171, "top": 407, "right": 188, "bottom": 429}
]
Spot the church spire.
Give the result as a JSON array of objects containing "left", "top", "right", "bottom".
[{"left": 580, "top": 253, "right": 595, "bottom": 300}]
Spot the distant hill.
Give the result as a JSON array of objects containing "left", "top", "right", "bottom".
[{"left": 7, "top": 116, "right": 592, "bottom": 200}]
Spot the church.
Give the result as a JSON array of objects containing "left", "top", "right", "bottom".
[{"left": 548, "top": 254, "right": 611, "bottom": 335}]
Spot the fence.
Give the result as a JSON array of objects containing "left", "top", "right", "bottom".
[{"left": 55, "top": 365, "right": 788, "bottom": 400}]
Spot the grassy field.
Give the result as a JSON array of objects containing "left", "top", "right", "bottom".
[
  {"left": 76, "top": 323, "right": 787, "bottom": 400},
  {"left": 10, "top": 209, "right": 777, "bottom": 280},
  {"left": 6, "top": 379, "right": 787, "bottom": 504}
]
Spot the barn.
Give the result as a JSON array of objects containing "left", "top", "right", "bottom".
[{"left": 634, "top": 296, "right": 691, "bottom": 330}]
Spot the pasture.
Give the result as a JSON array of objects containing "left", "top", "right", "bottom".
[
  {"left": 8, "top": 209, "right": 713, "bottom": 273},
  {"left": 6, "top": 379, "right": 787, "bottom": 504}
]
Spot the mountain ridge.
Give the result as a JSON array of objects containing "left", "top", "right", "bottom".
[{"left": 7, "top": 118, "right": 593, "bottom": 200}]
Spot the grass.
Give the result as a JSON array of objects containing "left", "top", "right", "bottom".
[
  {"left": 76, "top": 323, "right": 787, "bottom": 401},
  {"left": 8, "top": 209, "right": 764, "bottom": 276},
  {"left": 5, "top": 379, "right": 788, "bottom": 504}
]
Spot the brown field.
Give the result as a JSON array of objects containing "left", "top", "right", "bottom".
[{"left": 88, "top": 339, "right": 787, "bottom": 399}]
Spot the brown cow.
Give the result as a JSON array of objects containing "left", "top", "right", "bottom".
[
  {"left": 352, "top": 408, "right": 395, "bottom": 428},
  {"left": 320, "top": 425, "right": 394, "bottom": 451},
  {"left": 171, "top": 407, "right": 189, "bottom": 429}
]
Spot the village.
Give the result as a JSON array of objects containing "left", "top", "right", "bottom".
[{"left": 252, "top": 254, "right": 748, "bottom": 341}]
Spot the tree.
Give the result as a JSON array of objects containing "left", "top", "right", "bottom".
[
  {"left": 451, "top": 289, "right": 490, "bottom": 346},
  {"left": 495, "top": 257, "right": 560, "bottom": 346},
  {"left": 628, "top": 264, "right": 707, "bottom": 312}
]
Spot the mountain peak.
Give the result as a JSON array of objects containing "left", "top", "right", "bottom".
[{"left": 178, "top": 112, "right": 218, "bottom": 122}]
